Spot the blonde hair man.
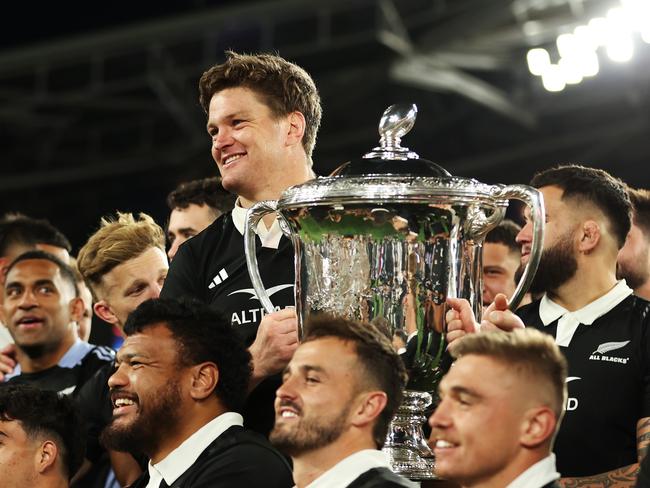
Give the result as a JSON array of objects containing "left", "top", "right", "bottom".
[
  {"left": 77, "top": 212, "right": 167, "bottom": 331},
  {"left": 75, "top": 212, "right": 168, "bottom": 487},
  {"left": 430, "top": 328, "right": 567, "bottom": 488}
]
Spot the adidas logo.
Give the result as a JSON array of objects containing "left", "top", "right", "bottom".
[{"left": 208, "top": 268, "right": 229, "bottom": 289}]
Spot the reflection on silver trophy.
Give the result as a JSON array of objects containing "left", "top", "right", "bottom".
[{"left": 245, "top": 104, "right": 544, "bottom": 480}]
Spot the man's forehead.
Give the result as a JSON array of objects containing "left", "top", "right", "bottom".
[
  {"left": 101, "top": 248, "right": 168, "bottom": 288},
  {"left": 0, "top": 418, "right": 27, "bottom": 439},
  {"left": 7, "top": 259, "right": 61, "bottom": 282},
  {"left": 169, "top": 204, "right": 214, "bottom": 229},
  {"left": 208, "top": 87, "right": 271, "bottom": 119},
  {"left": 292, "top": 337, "right": 357, "bottom": 369},
  {"left": 447, "top": 355, "right": 516, "bottom": 392},
  {"left": 119, "top": 324, "right": 174, "bottom": 357}
]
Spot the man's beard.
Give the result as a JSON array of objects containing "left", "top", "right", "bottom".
[
  {"left": 617, "top": 247, "right": 650, "bottom": 290},
  {"left": 270, "top": 401, "right": 351, "bottom": 457},
  {"left": 100, "top": 380, "right": 182, "bottom": 456},
  {"left": 528, "top": 232, "right": 578, "bottom": 295}
]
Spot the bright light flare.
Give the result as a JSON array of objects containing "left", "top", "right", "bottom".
[
  {"left": 559, "top": 58, "right": 583, "bottom": 84},
  {"left": 542, "top": 65, "right": 566, "bottom": 92},
  {"left": 527, "top": 48, "right": 551, "bottom": 75},
  {"left": 604, "top": 7, "right": 635, "bottom": 62}
]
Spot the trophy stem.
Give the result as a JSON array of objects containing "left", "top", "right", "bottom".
[{"left": 382, "top": 390, "right": 437, "bottom": 480}]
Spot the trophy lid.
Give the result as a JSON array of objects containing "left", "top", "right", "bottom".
[
  {"left": 330, "top": 104, "right": 451, "bottom": 177},
  {"left": 278, "top": 103, "right": 506, "bottom": 209}
]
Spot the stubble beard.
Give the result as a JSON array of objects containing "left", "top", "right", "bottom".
[{"left": 270, "top": 405, "right": 351, "bottom": 457}]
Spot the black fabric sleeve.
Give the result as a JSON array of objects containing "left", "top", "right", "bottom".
[
  {"left": 173, "top": 429, "right": 293, "bottom": 488},
  {"left": 161, "top": 242, "right": 202, "bottom": 302},
  {"left": 75, "top": 363, "right": 113, "bottom": 464},
  {"left": 187, "top": 444, "right": 292, "bottom": 488},
  {"left": 640, "top": 302, "right": 650, "bottom": 420}
]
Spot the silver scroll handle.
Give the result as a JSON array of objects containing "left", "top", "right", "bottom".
[
  {"left": 244, "top": 200, "right": 281, "bottom": 314},
  {"left": 493, "top": 185, "right": 545, "bottom": 311}
]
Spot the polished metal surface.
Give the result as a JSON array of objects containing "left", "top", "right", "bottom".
[
  {"left": 383, "top": 391, "right": 436, "bottom": 480},
  {"left": 363, "top": 103, "right": 420, "bottom": 160},
  {"left": 244, "top": 103, "right": 545, "bottom": 480}
]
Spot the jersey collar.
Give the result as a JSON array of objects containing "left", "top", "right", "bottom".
[
  {"left": 231, "top": 198, "right": 283, "bottom": 249},
  {"left": 538, "top": 280, "right": 633, "bottom": 346}
]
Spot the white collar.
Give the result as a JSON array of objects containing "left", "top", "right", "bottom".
[
  {"left": 147, "top": 412, "right": 243, "bottom": 488},
  {"left": 231, "top": 198, "right": 283, "bottom": 249},
  {"left": 303, "top": 449, "right": 390, "bottom": 488},
  {"left": 506, "top": 454, "right": 559, "bottom": 488},
  {"left": 538, "top": 280, "right": 633, "bottom": 346}
]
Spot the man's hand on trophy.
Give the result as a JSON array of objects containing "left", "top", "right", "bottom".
[
  {"left": 479, "top": 293, "right": 525, "bottom": 332},
  {"left": 445, "top": 297, "right": 479, "bottom": 352},
  {"left": 248, "top": 308, "right": 299, "bottom": 391}
]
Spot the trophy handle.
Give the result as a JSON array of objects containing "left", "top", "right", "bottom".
[
  {"left": 494, "top": 185, "right": 545, "bottom": 311},
  {"left": 244, "top": 200, "right": 280, "bottom": 314}
]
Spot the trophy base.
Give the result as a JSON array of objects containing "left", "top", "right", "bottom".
[{"left": 383, "top": 390, "right": 437, "bottom": 480}]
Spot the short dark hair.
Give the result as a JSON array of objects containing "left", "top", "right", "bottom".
[
  {"left": 0, "top": 384, "right": 85, "bottom": 480},
  {"left": 166, "top": 177, "right": 235, "bottom": 216},
  {"left": 5, "top": 250, "right": 78, "bottom": 297},
  {"left": 485, "top": 219, "right": 521, "bottom": 255},
  {"left": 123, "top": 298, "right": 252, "bottom": 412},
  {"left": 0, "top": 214, "right": 71, "bottom": 258},
  {"left": 451, "top": 329, "right": 568, "bottom": 422},
  {"left": 302, "top": 315, "right": 408, "bottom": 448},
  {"left": 530, "top": 164, "right": 632, "bottom": 248},
  {"left": 628, "top": 187, "right": 650, "bottom": 237},
  {"left": 199, "top": 51, "right": 322, "bottom": 159}
]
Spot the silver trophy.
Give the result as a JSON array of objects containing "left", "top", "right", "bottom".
[{"left": 244, "top": 104, "right": 544, "bottom": 480}]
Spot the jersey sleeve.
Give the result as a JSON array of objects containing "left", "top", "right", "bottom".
[
  {"left": 189, "top": 442, "right": 293, "bottom": 488},
  {"left": 75, "top": 363, "right": 113, "bottom": 463},
  {"left": 161, "top": 241, "right": 203, "bottom": 302},
  {"left": 641, "top": 310, "right": 650, "bottom": 419}
]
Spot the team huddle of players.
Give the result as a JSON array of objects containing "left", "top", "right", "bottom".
[{"left": 2, "top": 51, "right": 650, "bottom": 488}]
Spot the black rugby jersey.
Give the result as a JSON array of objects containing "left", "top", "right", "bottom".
[
  {"left": 127, "top": 425, "right": 292, "bottom": 488},
  {"left": 2, "top": 340, "right": 114, "bottom": 395},
  {"left": 162, "top": 210, "right": 295, "bottom": 436},
  {"left": 517, "top": 295, "right": 650, "bottom": 477}
]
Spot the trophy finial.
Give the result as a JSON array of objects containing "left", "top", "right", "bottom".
[
  {"left": 363, "top": 103, "right": 419, "bottom": 160},
  {"left": 378, "top": 104, "right": 417, "bottom": 145}
]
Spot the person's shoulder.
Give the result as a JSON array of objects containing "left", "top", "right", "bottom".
[
  {"left": 515, "top": 298, "right": 542, "bottom": 324},
  {"left": 188, "top": 211, "right": 234, "bottom": 249},
  {"left": 626, "top": 294, "right": 650, "bottom": 321},
  {"left": 77, "top": 344, "right": 115, "bottom": 379},
  {"left": 516, "top": 298, "right": 540, "bottom": 315},
  {"left": 216, "top": 425, "right": 288, "bottom": 460},
  {"left": 171, "top": 211, "right": 236, "bottom": 266},
  {"left": 78, "top": 360, "right": 114, "bottom": 391},
  {"left": 85, "top": 344, "right": 115, "bottom": 363},
  {"left": 179, "top": 426, "right": 292, "bottom": 487},
  {"left": 346, "top": 467, "right": 418, "bottom": 488}
]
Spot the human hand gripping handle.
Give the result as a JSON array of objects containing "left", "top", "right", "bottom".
[
  {"left": 445, "top": 294, "right": 526, "bottom": 352},
  {"left": 479, "top": 293, "right": 525, "bottom": 332},
  {"left": 445, "top": 297, "right": 480, "bottom": 353},
  {"left": 248, "top": 308, "right": 299, "bottom": 390}
]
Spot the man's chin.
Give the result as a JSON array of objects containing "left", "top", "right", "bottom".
[{"left": 100, "top": 419, "right": 144, "bottom": 452}]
